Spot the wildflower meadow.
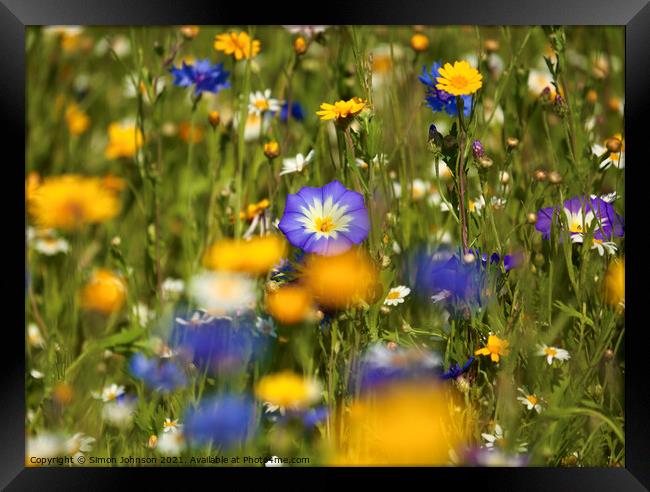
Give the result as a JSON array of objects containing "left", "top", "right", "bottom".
[{"left": 25, "top": 25, "right": 625, "bottom": 467}]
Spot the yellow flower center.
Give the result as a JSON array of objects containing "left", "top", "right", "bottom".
[
  {"left": 386, "top": 291, "right": 401, "bottom": 300},
  {"left": 315, "top": 216, "right": 335, "bottom": 233},
  {"left": 544, "top": 347, "right": 557, "bottom": 357},
  {"left": 569, "top": 222, "right": 583, "bottom": 233},
  {"left": 526, "top": 395, "right": 538, "bottom": 406},
  {"left": 254, "top": 99, "right": 270, "bottom": 111},
  {"left": 451, "top": 75, "right": 468, "bottom": 89}
]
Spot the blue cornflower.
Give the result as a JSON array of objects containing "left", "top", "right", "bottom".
[
  {"left": 280, "top": 101, "right": 305, "bottom": 123},
  {"left": 170, "top": 59, "right": 230, "bottom": 96},
  {"left": 129, "top": 353, "right": 187, "bottom": 392},
  {"left": 419, "top": 62, "right": 472, "bottom": 117},
  {"left": 441, "top": 356, "right": 474, "bottom": 380},
  {"left": 184, "top": 395, "right": 255, "bottom": 449}
]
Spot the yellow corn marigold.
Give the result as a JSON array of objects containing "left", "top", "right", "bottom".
[
  {"left": 475, "top": 334, "right": 510, "bottom": 363},
  {"left": 105, "top": 122, "right": 144, "bottom": 160},
  {"left": 255, "top": 371, "right": 321, "bottom": 409},
  {"left": 203, "top": 235, "right": 286, "bottom": 276},
  {"left": 214, "top": 31, "right": 261, "bottom": 60},
  {"left": 436, "top": 60, "right": 483, "bottom": 96},
  {"left": 266, "top": 284, "right": 314, "bottom": 325},
  {"left": 81, "top": 269, "right": 127, "bottom": 315},
  {"left": 65, "top": 103, "right": 90, "bottom": 135},
  {"left": 316, "top": 97, "right": 367, "bottom": 123}
]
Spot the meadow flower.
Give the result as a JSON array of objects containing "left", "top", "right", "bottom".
[
  {"left": 33, "top": 235, "right": 70, "bottom": 256},
  {"left": 475, "top": 335, "right": 510, "bottom": 363},
  {"left": 383, "top": 285, "right": 411, "bottom": 306},
  {"left": 316, "top": 97, "right": 366, "bottom": 124},
  {"left": 516, "top": 387, "right": 543, "bottom": 413},
  {"left": 169, "top": 311, "right": 257, "bottom": 374},
  {"left": 301, "top": 249, "right": 378, "bottom": 309},
  {"left": 94, "top": 383, "right": 125, "bottom": 402},
  {"left": 604, "top": 258, "right": 624, "bottom": 310},
  {"left": 170, "top": 58, "right": 230, "bottom": 97},
  {"left": 163, "top": 418, "right": 182, "bottom": 433},
  {"left": 264, "top": 141, "right": 280, "bottom": 159},
  {"left": 441, "top": 356, "right": 475, "bottom": 380},
  {"left": 280, "top": 150, "right": 314, "bottom": 176},
  {"left": 183, "top": 395, "right": 255, "bottom": 448},
  {"left": 592, "top": 133, "right": 625, "bottom": 170},
  {"left": 283, "top": 26, "right": 328, "bottom": 37},
  {"left": 537, "top": 343, "right": 571, "bottom": 365},
  {"left": 101, "top": 398, "right": 136, "bottom": 427},
  {"left": 410, "top": 33, "right": 429, "bottom": 52},
  {"left": 266, "top": 284, "right": 314, "bottom": 325},
  {"left": 280, "top": 101, "right": 305, "bottom": 122},
  {"left": 81, "top": 269, "right": 127, "bottom": 315},
  {"left": 64, "top": 103, "right": 90, "bottom": 135},
  {"left": 156, "top": 431, "right": 185, "bottom": 455},
  {"left": 214, "top": 31, "right": 261, "bottom": 60},
  {"left": 248, "top": 89, "right": 282, "bottom": 115},
  {"left": 435, "top": 61, "right": 483, "bottom": 96},
  {"left": 469, "top": 195, "right": 486, "bottom": 215},
  {"left": 105, "top": 122, "right": 144, "bottom": 160},
  {"left": 255, "top": 371, "right": 322, "bottom": 410},
  {"left": 482, "top": 423, "right": 528, "bottom": 453},
  {"left": 420, "top": 62, "right": 472, "bottom": 116},
  {"left": 26, "top": 432, "right": 65, "bottom": 465},
  {"left": 161, "top": 277, "right": 185, "bottom": 300},
  {"left": 357, "top": 343, "right": 444, "bottom": 392},
  {"left": 129, "top": 353, "right": 187, "bottom": 392},
  {"left": 188, "top": 271, "right": 256, "bottom": 315},
  {"left": 535, "top": 195, "right": 624, "bottom": 245},
  {"left": 27, "top": 175, "right": 121, "bottom": 230},
  {"left": 233, "top": 111, "right": 271, "bottom": 142},
  {"left": 27, "top": 323, "right": 45, "bottom": 349},
  {"left": 203, "top": 236, "right": 287, "bottom": 276},
  {"left": 278, "top": 180, "right": 370, "bottom": 255},
  {"left": 527, "top": 68, "right": 558, "bottom": 98},
  {"left": 65, "top": 433, "right": 95, "bottom": 460}
]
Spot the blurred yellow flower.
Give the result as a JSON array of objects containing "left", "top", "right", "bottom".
[
  {"left": 255, "top": 371, "right": 321, "bottom": 410},
  {"left": 178, "top": 122, "right": 204, "bottom": 143},
  {"left": 604, "top": 258, "right": 624, "bottom": 310},
  {"left": 475, "top": 334, "right": 510, "bottom": 363},
  {"left": 263, "top": 141, "right": 280, "bottom": 159},
  {"left": 105, "top": 122, "right": 144, "bottom": 160},
  {"left": 410, "top": 33, "right": 429, "bottom": 52},
  {"left": 266, "top": 284, "right": 314, "bottom": 325},
  {"left": 239, "top": 198, "right": 271, "bottom": 221},
  {"left": 27, "top": 175, "right": 121, "bottom": 230},
  {"left": 81, "top": 269, "right": 127, "bottom": 315},
  {"left": 180, "top": 25, "right": 200, "bottom": 40},
  {"left": 332, "top": 382, "right": 467, "bottom": 465},
  {"left": 436, "top": 61, "right": 483, "bottom": 96},
  {"left": 203, "top": 235, "right": 286, "bottom": 276},
  {"left": 25, "top": 171, "right": 41, "bottom": 203},
  {"left": 214, "top": 31, "right": 261, "bottom": 60},
  {"left": 316, "top": 97, "right": 366, "bottom": 123},
  {"left": 65, "top": 103, "right": 90, "bottom": 135},
  {"left": 301, "top": 249, "right": 378, "bottom": 309}
]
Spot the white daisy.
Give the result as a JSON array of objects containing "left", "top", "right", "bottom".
[
  {"left": 527, "top": 68, "right": 554, "bottom": 96},
  {"left": 27, "top": 323, "right": 46, "bottom": 349},
  {"left": 431, "top": 159, "right": 453, "bottom": 181},
  {"left": 161, "top": 277, "right": 185, "bottom": 300},
  {"left": 93, "top": 383, "right": 125, "bottom": 402},
  {"left": 600, "top": 192, "right": 619, "bottom": 203},
  {"left": 517, "top": 387, "right": 543, "bottom": 413},
  {"left": 482, "top": 423, "right": 528, "bottom": 453},
  {"left": 249, "top": 89, "right": 282, "bottom": 116},
  {"left": 591, "top": 240, "right": 618, "bottom": 256},
  {"left": 383, "top": 286, "right": 411, "bottom": 306},
  {"left": 102, "top": 399, "right": 136, "bottom": 428},
  {"left": 537, "top": 343, "right": 571, "bottom": 365},
  {"left": 65, "top": 433, "right": 96, "bottom": 456},
  {"left": 469, "top": 196, "right": 486, "bottom": 215},
  {"left": 280, "top": 150, "right": 314, "bottom": 176},
  {"left": 188, "top": 271, "right": 256, "bottom": 315},
  {"left": 34, "top": 236, "right": 70, "bottom": 256},
  {"left": 156, "top": 431, "right": 185, "bottom": 455},
  {"left": 163, "top": 418, "right": 182, "bottom": 433},
  {"left": 30, "top": 369, "right": 45, "bottom": 379},
  {"left": 592, "top": 143, "right": 625, "bottom": 170}
]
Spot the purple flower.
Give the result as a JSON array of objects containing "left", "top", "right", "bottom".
[
  {"left": 535, "top": 195, "right": 624, "bottom": 242},
  {"left": 184, "top": 395, "right": 255, "bottom": 449},
  {"left": 280, "top": 101, "right": 305, "bottom": 123},
  {"left": 170, "top": 59, "right": 230, "bottom": 96},
  {"left": 441, "top": 356, "right": 474, "bottom": 380},
  {"left": 419, "top": 62, "right": 472, "bottom": 117},
  {"left": 472, "top": 140, "right": 485, "bottom": 160},
  {"left": 278, "top": 180, "right": 370, "bottom": 256},
  {"left": 129, "top": 353, "right": 187, "bottom": 392}
]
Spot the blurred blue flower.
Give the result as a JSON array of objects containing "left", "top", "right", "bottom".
[
  {"left": 419, "top": 62, "right": 472, "bottom": 117},
  {"left": 263, "top": 405, "right": 329, "bottom": 428},
  {"left": 169, "top": 310, "right": 262, "bottom": 374},
  {"left": 170, "top": 59, "right": 230, "bottom": 96},
  {"left": 279, "top": 101, "right": 305, "bottom": 122},
  {"left": 414, "top": 248, "right": 483, "bottom": 304},
  {"left": 441, "top": 356, "right": 474, "bottom": 380},
  {"left": 184, "top": 395, "right": 255, "bottom": 449},
  {"left": 129, "top": 353, "right": 187, "bottom": 392}
]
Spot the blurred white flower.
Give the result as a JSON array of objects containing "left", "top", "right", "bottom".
[
  {"left": 156, "top": 431, "right": 185, "bottom": 455},
  {"left": 189, "top": 272, "right": 256, "bottom": 315},
  {"left": 280, "top": 150, "right": 314, "bottom": 176}
]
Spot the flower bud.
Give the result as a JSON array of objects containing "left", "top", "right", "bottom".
[
  {"left": 484, "top": 39, "right": 499, "bottom": 53},
  {"left": 604, "top": 348, "right": 615, "bottom": 361},
  {"left": 264, "top": 140, "right": 280, "bottom": 159},
  {"left": 605, "top": 137, "right": 622, "bottom": 153},
  {"left": 148, "top": 435, "right": 158, "bottom": 449},
  {"left": 455, "top": 375, "right": 471, "bottom": 394},
  {"left": 548, "top": 171, "right": 562, "bottom": 184},
  {"left": 410, "top": 33, "right": 429, "bottom": 52},
  {"left": 478, "top": 156, "right": 493, "bottom": 169},
  {"left": 553, "top": 94, "right": 568, "bottom": 117},
  {"left": 180, "top": 26, "right": 200, "bottom": 40},
  {"left": 526, "top": 212, "right": 538, "bottom": 224},
  {"left": 586, "top": 89, "right": 597, "bottom": 104},
  {"left": 471, "top": 139, "right": 485, "bottom": 160},
  {"left": 294, "top": 36, "right": 307, "bottom": 55},
  {"left": 499, "top": 171, "right": 510, "bottom": 184},
  {"left": 208, "top": 111, "right": 220, "bottom": 128},
  {"left": 534, "top": 169, "right": 547, "bottom": 182},
  {"left": 506, "top": 137, "right": 519, "bottom": 149}
]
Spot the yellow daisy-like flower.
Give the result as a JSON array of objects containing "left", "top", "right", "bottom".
[
  {"left": 105, "top": 123, "right": 144, "bottom": 160},
  {"left": 27, "top": 175, "right": 121, "bottom": 231},
  {"left": 316, "top": 97, "right": 367, "bottom": 123},
  {"left": 81, "top": 269, "right": 127, "bottom": 315},
  {"left": 475, "top": 334, "right": 510, "bottom": 363},
  {"left": 604, "top": 258, "right": 624, "bottom": 310},
  {"left": 214, "top": 31, "right": 261, "bottom": 61},
  {"left": 255, "top": 371, "right": 321, "bottom": 410},
  {"left": 203, "top": 235, "right": 287, "bottom": 276},
  {"left": 436, "top": 61, "right": 483, "bottom": 96},
  {"left": 266, "top": 284, "right": 314, "bottom": 325},
  {"left": 65, "top": 103, "right": 90, "bottom": 136}
]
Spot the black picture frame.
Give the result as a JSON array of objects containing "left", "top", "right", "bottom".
[{"left": 5, "top": 1, "right": 649, "bottom": 489}]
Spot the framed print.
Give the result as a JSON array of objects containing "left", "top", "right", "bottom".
[{"left": 3, "top": 0, "right": 650, "bottom": 489}]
